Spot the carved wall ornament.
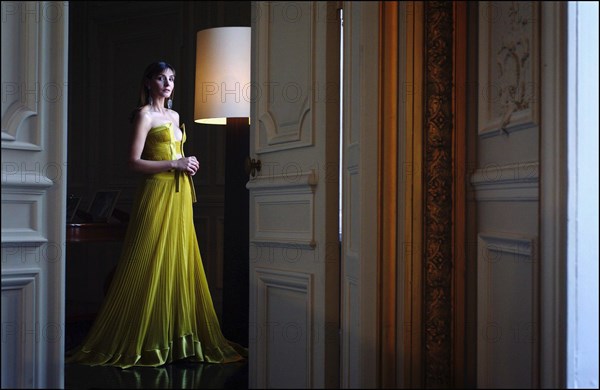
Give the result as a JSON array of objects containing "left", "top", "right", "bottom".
[
  {"left": 478, "top": 2, "right": 539, "bottom": 137},
  {"left": 496, "top": 2, "right": 532, "bottom": 133}
]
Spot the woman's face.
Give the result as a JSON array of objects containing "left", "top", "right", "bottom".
[{"left": 147, "top": 68, "right": 175, "bottom": 100}]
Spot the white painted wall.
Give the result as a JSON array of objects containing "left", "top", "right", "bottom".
[{"left": 567, "top": 2, "right": 599, "bottom": 388}]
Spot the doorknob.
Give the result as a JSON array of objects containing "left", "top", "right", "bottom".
[{"left": 245, "top": 156, "right": 262, "bottom": 178}]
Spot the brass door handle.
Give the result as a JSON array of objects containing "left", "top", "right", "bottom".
[{"left": 245, "top": 157, "right": 262, "bottom": 178}]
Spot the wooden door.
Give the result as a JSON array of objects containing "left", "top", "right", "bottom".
[
  {"left": 1, "top": 1, "right": 69, "bottom": 387},
  {"left": 248, "top": 2, "right": 341, "bottom": 388}
]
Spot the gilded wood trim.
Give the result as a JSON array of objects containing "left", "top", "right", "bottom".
[
  {"left": 404, "top": 1, "right": 425, "bottom": 387},
  {"left": 423, "top": 1, "right": 454, "bottom": 387},
  {"left": 453, "top": 2, "right": 467, "bottom": 387},
  {"left": 379, "top": 1, "right": 399, "bottom": 387},
  {"left": 401, "top": 2, "right": 466, "bottom": 388}
]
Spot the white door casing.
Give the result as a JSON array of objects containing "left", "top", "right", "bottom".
[
  {"left": 339, "top": 1, "right": 380, "bottom": 388},
  {"left": 248, "top": 2, "right": 341, "bottom": 388},
  {"left": 1, "top": 1, "right": 68, "bottom": 388}
]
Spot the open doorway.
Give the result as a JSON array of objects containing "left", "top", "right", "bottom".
[{"left": 64, "top": 1, "right": 251, "bottom": 387}]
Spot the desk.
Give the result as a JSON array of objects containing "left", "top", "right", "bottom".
[
  {"left": 66, "top": 220, "right": 128, "bottom": 323},
  {"left": 66, "top": 222, "right": 128, "bottom": 242},
  {"left": 67, "top": 207, "right": 129, "bottom": 242}
]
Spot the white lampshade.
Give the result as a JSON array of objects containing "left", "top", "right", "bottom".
[{"left": 194, "top": 27, "right": 251, "bottom": 125}]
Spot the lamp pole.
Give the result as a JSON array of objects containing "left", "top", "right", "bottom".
[
  {"left": 194, "top": 26, "right": 252, "bottom": 347},
  {"left": 222, "top": 117, "right": 250, "bottom": 346}
]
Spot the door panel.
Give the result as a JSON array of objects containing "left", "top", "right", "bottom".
[
  {"left": 248, "top": 2, "right": 341, "bottom": 388},
  {"left": 472, "top": 2, "right": 541, "bottom": 387},
  {"left": 1, "top": 1, "right": 68, "bottom": 387}
]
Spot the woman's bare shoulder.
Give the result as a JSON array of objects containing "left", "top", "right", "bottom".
[{"left": 132, "top": 107, "right": 153, "bottom": 130}]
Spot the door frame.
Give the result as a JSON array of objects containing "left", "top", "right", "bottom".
[{"left": 383, "top": 2, "right": 468, "bottom": 388}]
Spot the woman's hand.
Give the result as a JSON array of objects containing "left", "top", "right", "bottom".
[{"left": 175, "top": 156, "right": 199, "bottom": 176}]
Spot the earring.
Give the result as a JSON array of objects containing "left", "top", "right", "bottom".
[
  {"left": 167, "top": 98, "right": 173, "bottom": 109},
  {"left": 148, "top": 95, "right": 153, "bottom": 105}
]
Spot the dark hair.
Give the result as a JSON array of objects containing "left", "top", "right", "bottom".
[{"left": 130, "top": 61, "right": 176, "bottom": 122}]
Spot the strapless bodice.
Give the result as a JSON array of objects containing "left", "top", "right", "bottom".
[{"left": 141, "top": 122, "right": 186, "bottom": 161}]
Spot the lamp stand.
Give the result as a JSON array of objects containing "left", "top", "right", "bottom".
[{"left": 222, "top": 117, "right": 250, "bottom": 346}]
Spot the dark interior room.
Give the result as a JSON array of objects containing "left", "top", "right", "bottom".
[{"left": 64, "top": 2, "right": 251, "bottom": 388}]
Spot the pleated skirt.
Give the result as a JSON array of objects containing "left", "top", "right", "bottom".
[{"left": 66, "top": 171, "right": 246, "bottom": 368}]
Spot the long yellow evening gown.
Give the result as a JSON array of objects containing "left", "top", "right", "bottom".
[{"left": 66, "top": 123, "right": 246, "bottom": 368}]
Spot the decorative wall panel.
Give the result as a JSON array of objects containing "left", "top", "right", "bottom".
[
  {"left": 477, "top": 232, "right": 537, "bottom": 388},
  {"left": 473, "top": 2, "right": 542, "bottom": 387},
  {"left": 1, "top": 171, "right": 53, "bottom": 246},
  {"left": 255, "top": 1, "right": 314, "bottom": 153},
  {"left": 478, "top": 2, "right": 539, "bottom": 137},
  {"left": 1, "top": 269, "right": 40, "bottom": 388},
  {"left": 247, "top": 171, "right": 317, "bottom": 248},
  {"left": 1, "top": 2, "right": 41, "bottom": 151},
  {"left": 254, "top": 267, "right": 313, "bottom": 388}
]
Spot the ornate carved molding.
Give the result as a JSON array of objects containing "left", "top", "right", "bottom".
[
  {"left": 423, "top": 2, "right": 453, "bottom": 387},
  {"left": 478, "top": 2, "right": 539, "bottom": 137},
  {"left": 496, "top": 2, "right": 533, "bottom": 131}
]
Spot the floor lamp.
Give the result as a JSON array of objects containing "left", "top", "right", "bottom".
[{"left": 194, "top": 26, "right": 252, "bottom": 346}]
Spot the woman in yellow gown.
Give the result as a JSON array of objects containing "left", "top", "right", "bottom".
[{"left": 66, "top": 61, "right": 246, "bottom": 368}]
